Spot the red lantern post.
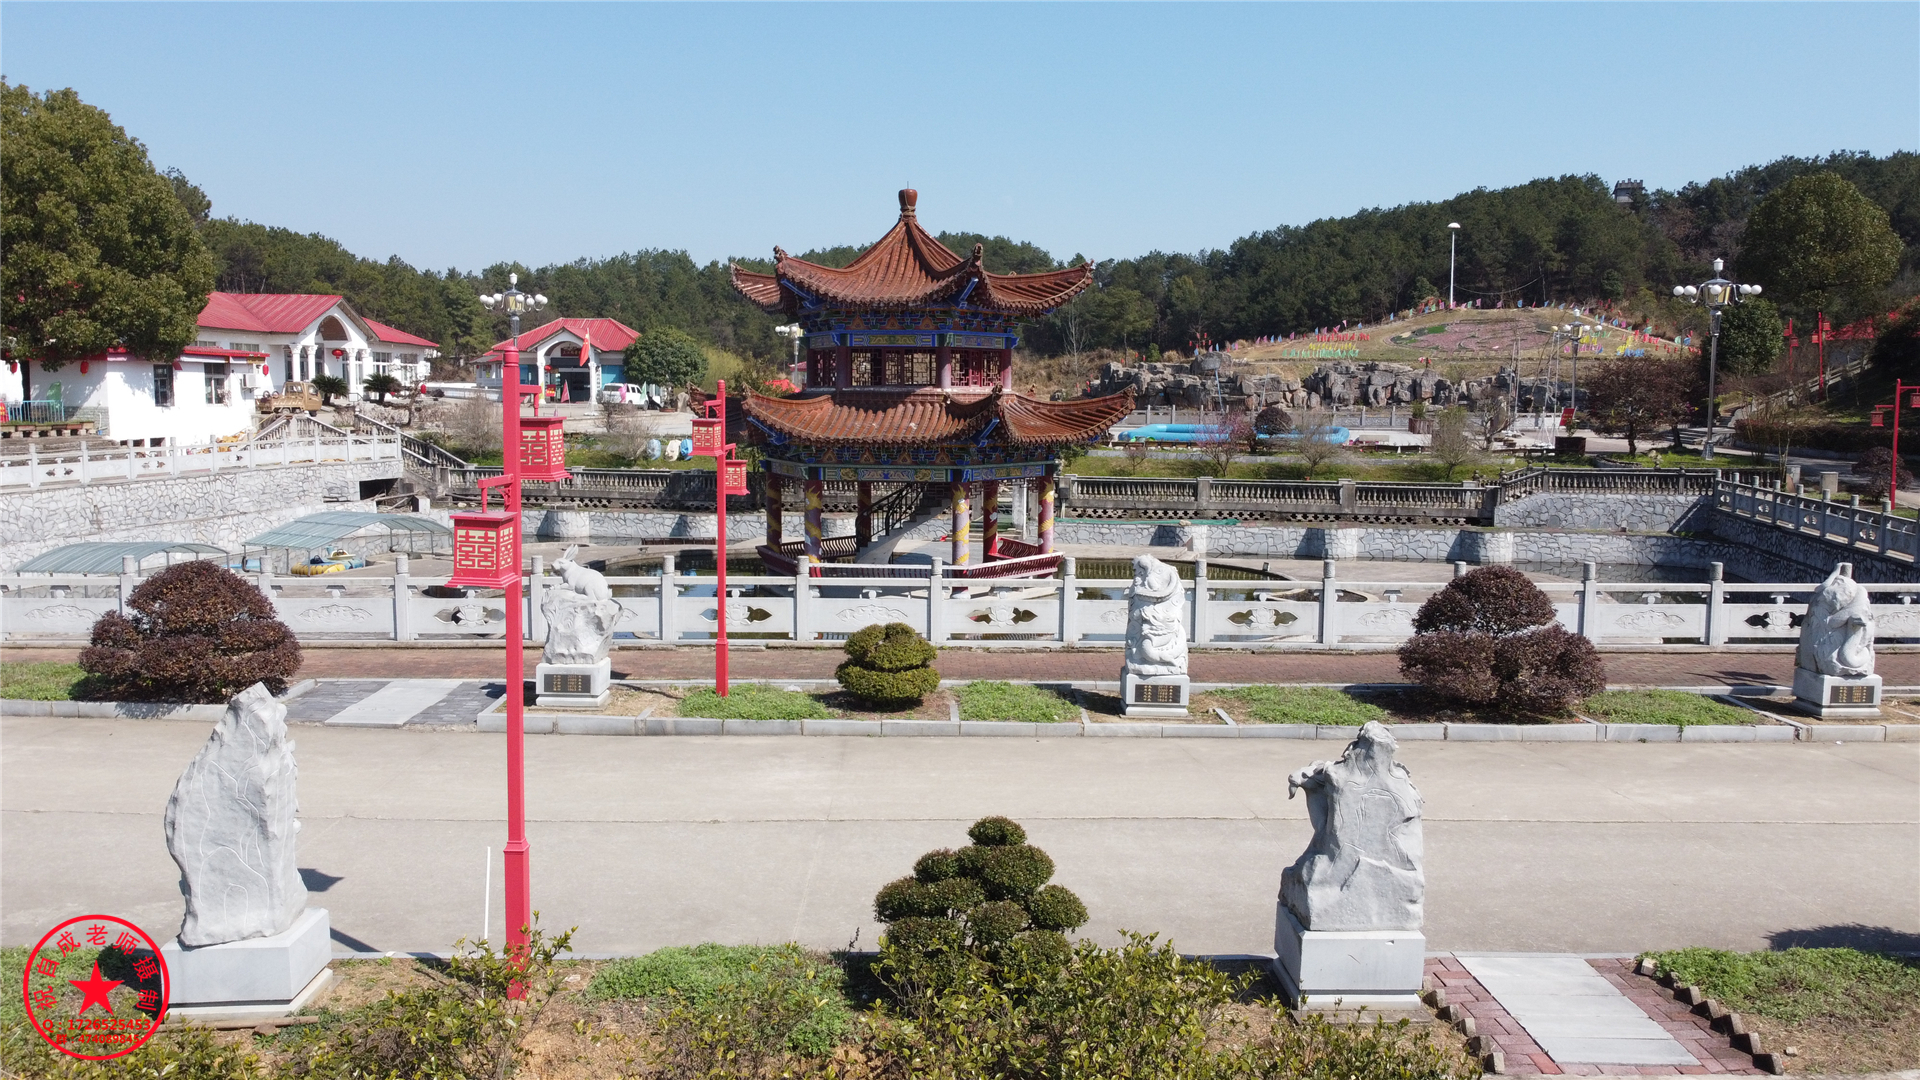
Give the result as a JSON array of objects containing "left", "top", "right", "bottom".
[
  {"left": 694, "top": 382, "right": 748, "bottom": 696},
  {"left": 1871, "top": 382, "right": 1920, "bottom": 507}
]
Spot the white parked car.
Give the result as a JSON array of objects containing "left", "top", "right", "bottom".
[{"left": 600, "top": 383, "right": 660, "bottom": 406}]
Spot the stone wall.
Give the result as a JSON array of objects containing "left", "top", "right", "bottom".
[
  {"left": 1494, "top": 493, "right": 1712, "bottom": 533},
  {"left": 0, "top": 459, "right": 402, "bottom": 570}
]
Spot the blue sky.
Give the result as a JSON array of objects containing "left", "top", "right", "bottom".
[{"left": 4, "top": 3, "right": 1915, "bottom": 272}]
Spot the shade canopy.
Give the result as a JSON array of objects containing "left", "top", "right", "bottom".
[
  {"left": 242, "top": 512, "right": 451, "bottom": 554},
  {"left": 15, "top": 542, "right": 230, "bottom": 574}
]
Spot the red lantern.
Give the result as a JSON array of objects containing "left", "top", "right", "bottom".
[
  {"left": 447, "top": 510, "right": 519, "bottom": 589},
  {"left": 1872, "top": 410, "right": 1887, "bottom": 427},
  {"left": 332, "top": 348, "right": 344, "bottom": 358},
  {"left": 517, "top": 415, "right": 569, "bottom": 481},
  {"left": 690, "top": 416, "right": 724, "bottom": 457},
  {"left": 1908, "top": 392, "right": 1920, "bottom": 409},
  {"left": 722, "top": 456, "right": 749, "bottom": 495},
  {"left": 80, "top": 360, "right": 90, "bottom": 374}
]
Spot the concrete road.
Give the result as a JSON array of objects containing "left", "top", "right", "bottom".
[{"left": 3, "top": 717, "right": 1914, "bottom": 958}]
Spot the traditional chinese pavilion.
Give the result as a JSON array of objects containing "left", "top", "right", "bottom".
[{"left": 731, "top": 189, "right": 1132, "bottom": 576}]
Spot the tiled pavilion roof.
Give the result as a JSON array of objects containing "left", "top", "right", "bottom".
[
  {"left": 730, "top": 190, "right": 1094, "bottom": 316},
  {"left": 744, "top": 387, "right": 1132, "bottom": 449}
]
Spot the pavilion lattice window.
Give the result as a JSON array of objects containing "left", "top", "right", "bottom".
[
  {"left": 850, "top": 350, "right": 876, "bottom": 387},
  {"left": 884, "top": 351, "right": 936, "bottom": 386}
]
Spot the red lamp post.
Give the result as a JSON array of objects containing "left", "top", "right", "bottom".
[
  {"left": 692, "top": 382, "right": 749, "bottom": 695},
  {"left": 471, "top": 274, "right": 547, "bottom": 988},
  {"left": 1870, "top": 382, "right": 1920, "bottom": 506}
]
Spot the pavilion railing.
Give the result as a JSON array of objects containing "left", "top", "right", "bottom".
[{"left": 12, "top": 554, "right": 1920, "bottom": 648}]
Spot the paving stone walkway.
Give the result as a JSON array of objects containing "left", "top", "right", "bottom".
[
  {"left": 1431, "top": 956, "right": 1765, "bottom": 1076},
  {"left": 283, "top": 680, "right": 492, "bottom": 727}
]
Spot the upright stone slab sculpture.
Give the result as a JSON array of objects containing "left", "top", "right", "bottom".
[
  {"left": 537, "top": 545, "right": 622, "bottom": 707},
  {"left": 1792, "top": 562, "right": 1881, "bottom": 717},
  {"left": 162, "top": 683, "right": 332, "bottom": 1017},
  {"left": 1273, "top": 721, "right": 1426, "bottom": 1010},
  {"left": 1121, "top": 553, "right": 1190, "bottom": 716}
]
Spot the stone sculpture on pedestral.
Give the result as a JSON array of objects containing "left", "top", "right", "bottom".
[
  {"left": 1272, "top": 721, "right": 1426, "bottom": 1012},
  {"left": 161, "top": 683, "right": 332, "bottom": 1019},
  {"left": 537, "top": 545, "right": 622, "bottom": 707},
  {"left": 1792, "top": 562, "right": 1881, "bottom": 718},
  {"left": 1121, "top": 553, "right": 1190, "bottom": 716}
]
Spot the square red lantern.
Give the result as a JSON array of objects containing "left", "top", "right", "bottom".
[
  {"left": 447, "top": 510, "right": 519, "bottom": 589},
  {"left": 721, "top": 456, "right": 749, "bottom": 495},
  {"left": 518, "top": 415, "right": 569, "bottom": 481},
  {"left": 1872, "top": 410, "right": 1887, "bottom": 427},
  {"left": 690, "top": 416, "right": 724, "bottom": 457}
]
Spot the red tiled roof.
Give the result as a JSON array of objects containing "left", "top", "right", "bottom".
[
  {"left": 363, "top": 317, "right": 438, "bottom": 349},
  {"left": 197, "top": 293, "right": 347, "bottom": 334},
  {"left": 484, "top": 317, "right": 641, "bottom": 358},
  {"left": 744, "top": 387, "right": 1132, "bottom": 448},
  {"left": 730, "top": 190, "right": 1093, "bottom": 316}
]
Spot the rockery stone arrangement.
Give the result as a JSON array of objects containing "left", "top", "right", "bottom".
[
  {"left": 1273, "top": 721, "right": 1427, "bottom": 1010},
  {"left": 164, "top": 682, "right": 306, "bottom": 946},
  {"left": 1792, "top": 561, "right": 1882, "bottom": 718}
]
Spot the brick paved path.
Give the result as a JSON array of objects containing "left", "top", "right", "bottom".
[{"left": 9, "top": 645, "right": 1920, "bottom": 687}]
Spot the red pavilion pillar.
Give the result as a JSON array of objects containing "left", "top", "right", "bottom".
[
  {"left": 999, "top": 347, "right": 1014, "bottom": 389},
  {"left": 804, "top": 476, "right": 824, "bottom": 562},
  {"left": 949, "top": 480, "right": 970, "bottom": 566},
  {"left": 1037, "top": 469, "right": 1057, "bottom": 554},
  {"left": 835, "top": 343, "right": 852, "bottom": 390},
  {"left": 936, "top": 343, "right": 953, "bottom": 388},
  {"left": 855, "top": 482, "right": 873, "bottom": 548}
]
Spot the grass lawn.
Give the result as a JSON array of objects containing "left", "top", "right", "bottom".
[
  {"left": 588, "top": 943, "right": 853, "bottom": 1056},
  {"left": 1642, "top": 947, "right": 1920, "bottom": 1073},
  {"left": 1200, "top": 686, "right": 1387, "bottom": 725},
  {"left": 678, "top": 684, "right": 833, "bottom": 720},
  {"left": 1581, "top": 689, "right": 1758, "bottom": 726},
  {"left": 955, "top": 680, "right": 1079, "bottom": 723},
  {"left": 0, "top": 662, "right": 84, "bottom": 700}
]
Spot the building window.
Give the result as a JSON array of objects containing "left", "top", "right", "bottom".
[
  {"left": 229, "top": 342, "right": 260, "bottom": 353},
  {"left": 195, "top": 339, "right": 217, "bottom": 348},
  {"left": 284, "top": 346, "right": 295, "bottom": 383},
  {"left": 204, "top": 364, "right": 230, "bottom": 404},
  {"left": 153, "top": 364, "right": 174, "bottom": 407}
]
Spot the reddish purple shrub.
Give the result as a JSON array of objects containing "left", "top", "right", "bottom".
[
  {"left": 1399, "top": 567, "right": 1605, "bottom": 715},
  {"left": 79, "top": 561, "right": 301, "bottom": 703},
  {"left": 1412, "top": 565, "right": 1557, "bottom": 635}
]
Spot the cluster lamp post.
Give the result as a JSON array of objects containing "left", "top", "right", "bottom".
[
  {"left": 469, "top": 274, "right": 546, "bottom": 985},
  {"left": 1672, "top": 259, "right": 1762, "bottom": 461},
  {"left": 1548, "top": 322, "right": 1590, "bottom": 427}
]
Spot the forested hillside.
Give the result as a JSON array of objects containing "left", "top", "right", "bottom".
[{"left": 180, "top": 151, "right": 1918, "bottom": 365}]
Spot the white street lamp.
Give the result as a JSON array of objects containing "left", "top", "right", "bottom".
[
  {"left": 1447, "top": 223, "right": 1461, "bottom": 308},
  {"left": 773, "top": 323, "right": 804, "bottom": 385},
  {"left": 1672, "top": 258, "right": 1761, "bottom": 461}
]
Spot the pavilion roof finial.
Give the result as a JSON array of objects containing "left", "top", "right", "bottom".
[{"left": 899, "top": 188, "right": 918, "bottom": 217}]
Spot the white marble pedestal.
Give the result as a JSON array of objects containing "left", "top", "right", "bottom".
[
  {"left": 1272, "top": 904, "right": 1425, "bottom": 1012},
  {"left": 536, "top": 658, "right": 612, "bottom": 708},
  {"left": 1792, "top": 669, "right": 1882, "bottom": 719},
  {"left": 1121, "top": 671, "right": 1190, "bottom": 718},
  {"left": 162, "top": 907, "right": 333, "bottom": 1021}
]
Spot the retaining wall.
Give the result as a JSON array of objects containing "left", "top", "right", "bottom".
[
  {"left": 1709, "top": 510, "right": 1920, "bottom": 584},
  {"left": 1493, "top": 493, "right": 1711, "bottom": 532},
  {"left": 0, "top": 459, "right": 401, "bottom": 570}
]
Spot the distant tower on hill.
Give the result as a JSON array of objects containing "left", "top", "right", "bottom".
[{"left": 1612, "top": 180, "right": 1645, "bottom": 206}]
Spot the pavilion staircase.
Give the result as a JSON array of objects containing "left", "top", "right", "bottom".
[{"left": 855, "top": 483, "right": 950, "bottom": 564}]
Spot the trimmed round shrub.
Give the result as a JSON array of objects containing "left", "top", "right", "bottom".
[
  {"left": 1027, "top": 884, "right": 1089, "bottom": 932},
  {"left": 965, "top": 900, "right": 1029, "bottom": 946},
  {"left": 967, "top": 815, "right": 1027, "bottom": 847},
  {"left": 913, "top": 848, "right": 960, "bottom": 883},
  {"left": 876, "top": 877, "right": 943, "bottom": 922},
  {"left": 957, "top": 843, "right": 994, "bottom": 878},
  {"left": 78, "top": 561, "right": 301, "bottom": 703},
  {"left": 834, "top": 659, "right": 940, "bottom": 704},
  {"left": 882, "top": 915, "right": 962, "bottom": 955},
  {"left": 979, "top": 845, "right": 1055, "bottom": 901},
  {"left": 845, "top": 622, "right": 938, "bottom": 671},
  {"left": 837, "top": 622, "right": 940, "bottom": 705},
  {"left": 1397, "top": 631, "right": 1501, "bottom": 706},
  {"left": 925, "top": 876, "right": 986, "bottom": 915},
  {"left": 1412, "top": 565, "right": 1556, "bottom": 635},
  {"left": 1012, "top": 929, "right": 1071, "bottom": 969},
  {"left": 1493, "top": 626, "right": 1606, "bottom": 714}
]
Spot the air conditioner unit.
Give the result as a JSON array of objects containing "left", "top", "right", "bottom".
[{"left": 240, "top": 370, "right": 260, "bottom": 389}]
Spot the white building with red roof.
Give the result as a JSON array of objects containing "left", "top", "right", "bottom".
[
  {"left": 1, "top": 292, "right": 438, "bottom": 446},
  {"left": 473, "top": 317, "right": 640, "bottom": 402}
]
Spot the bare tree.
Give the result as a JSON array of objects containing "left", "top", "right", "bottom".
[
  {"left": 1199, "top": 410, "right": 1252, "bottom": 476},
  {"left": 1474, "top": 397, "right": 1514, "bottom": 450},
  {"left": 1116, "top": 438, "right": 1151, "bottom": 476},
  {"left": 1292, "top": 410, "right": 1346, "bottom": 480},
  {"left": 601, "top": 405, "right": 662, "bottom": 463},
  {"left": 441, "top": 394, "right": 502, "bottom": 458},
  {"left": 1431, "top": 406, "right": 1477, "bottom": 477}
]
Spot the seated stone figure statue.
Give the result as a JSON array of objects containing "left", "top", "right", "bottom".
[
  {"left": 1124, "top": 554, "right": 1187, "bottom": 678},
  {"left": 1797, "top": 562, "right": 1875, "bottom": 679}
]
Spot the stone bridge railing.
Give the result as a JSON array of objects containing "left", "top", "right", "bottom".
[
  {"left": 13, "top": 554, "right": 1920, "bottom": 648},
  {"left": 0, "top": 432, "right": 401, "bottom": 490},
  {"left": 1716, "top": 478, "right": 1919, "bottom": 563}
]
